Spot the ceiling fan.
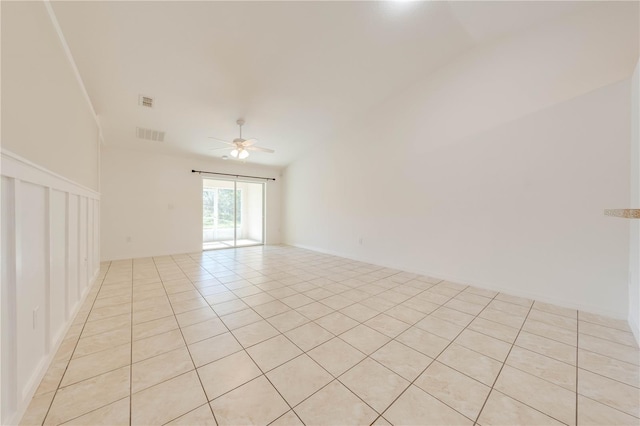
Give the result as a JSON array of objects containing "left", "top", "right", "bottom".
[{"left": 208, "top": 119, "right": 274, "bottom": 160}]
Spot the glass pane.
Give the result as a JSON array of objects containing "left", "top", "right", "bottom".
[
  {"left": 234, "top": 181, "right": 263, "bottom": 246},
  {"left": 202, "top": 178, "right": 236, "bottom": 249}
]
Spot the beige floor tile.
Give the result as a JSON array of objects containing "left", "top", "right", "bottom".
[
  {"left": 175, "top": 307, "right": 217, "bottom": 328},
  {"left": 384, "top": 385, "right": 472, "bottom": 425},
  {"left": 132, "top": 346, "right": 194, "bottom": 393},
  {"left": 340, "top": 303, "right": 379, "bottom": 322},
  {"left": 438, "top": 344, "right": 502, "bottom": 386},
  {"left": 495, "top": 365, "right": 576, "bottom": 425},
  {"left": 454, "top": 291, "right": 493, "bottom": 306},
  {"left": 232, "top": 320, "right": 280, "bottom": 347},
  {"left": 61, "top": 343, "right": 130, "bottom": 387},
  {"left": 340, "top": 324, "right": 390, "bottom": 355},
  {"left": 515, "top": 331, "right": 576, "bottom": 365},
  {"left": 579, "top": 311, "right": 631, "bottom": 332},
  {"left": 478, "top": 308, "right": 526, "bottom": 329},
  {"left": 20, "top": 391, "right": 55, "bottom": 426},
  {"left": 171, "top": 297, "right": 209, "bottom": 314},
  {"left": 315, "top": 311, "right": 359, "bottom": 335},
  {"left": 73, "top": 326, "right": 131, "bottom": 358},
  {"left": 210, "top": 376, "right": 289, "bottom": 425},
  {"left": 198, "top": 351, "right": 262, "bottom": 400},
  {"left": 444, "top": 298, "right": 485, "bottom": 316},
  {"left": 579, "top": 321, "right": 637, "bottom": 347},
  {"left": 87, "top": 303, "right": 132, "bottom": 322},
  {"left": 282, "top": 293, "right": 315, "bottom": 309},
  {"left": 131, "top": 371, "right": 207, "bottom": 425},
  {"left": 44, "top": 366, "right": 130, "bottom": 425},
  {"left": 579, "top": 333, "right": 640, "bottom": 366},
  {"left": 213, "top": 299, "right": 250, "bottom": 316},
  {"left": 488, "top": 300, "right": 530, "bottom": 317},
  {"left": 296, "top": 301, "right": 335, "bottom": 320},
  {"left": 132, "top": 315, "right": 178, "bottom": 341},
  {"left": 246, "top": 334, "right": 303, "bottom": 372},
  {"left": 132, "top": 305, "right": 174, "bottom": 325},
  {"left": 578, "top": 368, "right": 640, "bottom": 417},
  {"left": 285, "top": 322, "right": 334, "bottom": 351},
  {"left": 396, "top": 327, "right": 451, "bottom": 358},
  {"left": 577, "top": 395, "right": 640, "bottom": 426},
  {"left": 578, "top": 349, "right": 640, "bottom": 387},
  {"left": 340, "top": 358, "right": 409, "bottom": 413},
  {"left": 506, "top": 346, "right": 576, "bottom": 391},
  {"left": 432, "top": 307, "right": 475, "bottom": 327},
  {"left": 528, "top": 308, "right": 577, "bottom": 331},
  {"left": 132, "top": 329, "right": 185, "bottom": 362},
  {"left": 61, "top": 397, "right": 130, "bottom": 426},
  {"left": 365, "top": 314, "right": 410, "bottom": 338},
  {"left": 522, "top": 319, "right": 577, "bottom": 346},
  {"left": 271, "top": 410, "right": 304, "bottom": 426},
  {"left": 220, "top": 308, "right": 262, "bottom": 330},
  {"left": 477, "top": 390, "right": 564, "bottom": 426},
  {"left": 371, "top": 340, "right": 432, "bottom": 381},
  {"left": 468, "top": 317, "right": 519, "bottom": 343},
  {"left": 384, "top": 305, "right": 425, "bottom": 325},
  {"left": 165, "top": 404, "right": 216, "bottom": 426},
  {"left": 415, "top": 361, "right": 491, "bottom": 420},
  {"left": 266, "top": 354, "right": 333, "bottom": 406},
  {"left": 188, "top": 331, "right": 243, "bottom": 367},
  {"left": 81, "top": 313, "right": 131, "bottom": 338},
  {"left": 181, "top": 317, "right": 228, "bottom": 344},
  {"left": 253, "top": 300, "right": 291, "bottom": 318},
  {"left": 454, "top": 329, "right": 512, "bottom": 362},
  {"left": 308, "top": 337, "right": 366, "bottom": 377},
  {"left": 533, "top": 301, "right": 577, "bottom": 319},
  {"left": 268, "top": 310, "right": 310, "bottom": 333},
  {"left": 295, "top": 380, "right": 377, "bottom": 425}
]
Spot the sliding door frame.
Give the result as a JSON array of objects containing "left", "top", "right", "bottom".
[{"left": 202, "top": 176, "right": 265, "bottom": 250}]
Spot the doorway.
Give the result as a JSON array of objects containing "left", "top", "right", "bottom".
[{"left": 202, "top": 178, "right": 264, "bottom": 250}]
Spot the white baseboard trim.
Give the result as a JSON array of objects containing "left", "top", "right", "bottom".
[{"left": 287, "top": 242, "right": 626, "bottom": 321}]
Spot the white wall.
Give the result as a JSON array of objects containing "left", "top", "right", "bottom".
[
  {"left": 2, "top": 1, "right": 100, "bottom": 191},
  {"left": 283, "top": 6, "right": 636, "bottom": 319},
  {"left": 630, "top": 60, "right": 640, "bottom": 341},
  {"left": 1, "top": 2, "right": 102, "bottom": 424},
  {"left": 100, "top": 146, "right": 282, "bottom": 260}
]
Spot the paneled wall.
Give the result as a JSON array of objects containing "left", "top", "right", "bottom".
[{"left": 1, "top": 150, "right": 100, "bottom": 425}]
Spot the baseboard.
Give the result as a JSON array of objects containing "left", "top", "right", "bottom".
[
  {"left": 287, "top": 242, "right": 626, "bottom": 321},
  {"left": 10, "top": 269, "right": 101, "bottom": 426}
]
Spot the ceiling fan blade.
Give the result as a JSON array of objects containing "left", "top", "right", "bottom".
[
  {"left": 242, "top": 138, "right": 258, "bottom": 147},
  {"left": 207, "top": 137, "right": 234, "bottom": 145},
  {"left": 208, "top": 147, "right": 231, "bottom": 151},
  {"left": 247, "top": 146, "right": 275, "bottom": 153}
]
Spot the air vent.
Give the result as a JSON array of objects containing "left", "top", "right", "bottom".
[
  {"left": 138, "top": 95, "right": 153, "bottom": 108},
  {"left": 136, "top": 127, "right": 165, "bottom": 142}
]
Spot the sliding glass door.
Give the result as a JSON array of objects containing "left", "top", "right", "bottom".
[{"left": 202, "top": 178, "right": 264, "bottom": 249}]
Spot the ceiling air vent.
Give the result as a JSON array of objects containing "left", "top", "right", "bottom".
[
  {"left": 138, "top": 95, "right": 154, "bottom": 108},
  {"left": 136, "top": 127, "right": 165, "bottom": 142}
]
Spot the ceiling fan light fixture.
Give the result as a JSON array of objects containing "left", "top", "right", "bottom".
[
  {"left": 239, "top": 149, "right": 249, "bottom": 160},
  {"left": 230, "top": 149, "right": 239, "bottom": 158}
]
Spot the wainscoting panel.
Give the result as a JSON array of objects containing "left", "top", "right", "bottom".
[{"left": 0, "top": 151, "right": 100, "bottom": 425}]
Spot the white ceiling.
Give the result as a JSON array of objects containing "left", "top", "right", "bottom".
[{"left": 51, "top": 1, "right": 589, "bottom": 166}]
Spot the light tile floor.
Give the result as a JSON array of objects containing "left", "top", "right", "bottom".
[{"left": 21, "top": 245, "right": 640, "bottom": 426}]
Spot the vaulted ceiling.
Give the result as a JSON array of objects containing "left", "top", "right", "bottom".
[{"left": 51, "top": 1, "right": 623, "bottom": 166}]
